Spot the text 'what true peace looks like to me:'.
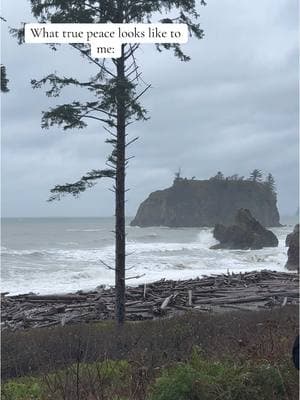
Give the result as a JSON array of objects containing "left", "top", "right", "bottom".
[{"left": 25, "top": 23, "right": 189, "bottom": 58}]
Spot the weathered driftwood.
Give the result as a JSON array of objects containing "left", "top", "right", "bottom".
[
  {"left": 1, "top": 270, "right": 298, "bottom": 331},
  {"left": 161, "top": 295, "right": 173, "bottom": 310},
  {"left": 188, "top": 290, "right": 193, "bottom": 306}
]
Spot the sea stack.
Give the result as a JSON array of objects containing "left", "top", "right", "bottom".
[
  {"left": 131, "top": 177, "right": 280, "bottom": 227},
  {"left": 285, "top": 224, "right": 299, "bottom": 271},
  {"left": 210, "top": 208, "right": 279, "bottom": 250}
]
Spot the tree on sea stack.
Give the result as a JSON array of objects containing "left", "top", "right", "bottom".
[
  {"left": 13, "top": 0, "right": 205, "bottom": 325},
  {"left": 264, "top": 172, "right": 276, "bottom": 194},
  {"left": 210, "top": 171, "right": 224, "bottom": 181},
  {"left": 249, "top": 169, "right": 263, "bottom": 182}
]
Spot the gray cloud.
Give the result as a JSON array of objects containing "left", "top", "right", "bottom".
[{"left": 1, "top": 0, "right": 298, "bottom": 218}]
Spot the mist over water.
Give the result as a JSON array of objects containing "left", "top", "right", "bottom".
[{"left": 1, "top": 217, "right": 297, "bottom": 295}]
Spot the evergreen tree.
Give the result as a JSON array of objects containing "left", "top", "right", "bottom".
[
  {"left": 1, "top": 65, "right": 9, "bottom": 93},
  {"left": 210, "top": 171, "right": 224, "bottom": 180},
  {"left": 249, "top": 169, "right": 263, "bottom": 182},
  {"left": 227, "top": 174, "right": 239, "bottom": 181},
  {"left": 13, "top": 0, "right": 205, "bottom": 324},
  {"left": 174, "top": 168, "right": 183, "bottom": 181},
  {"left": 1, "top": 17, "right": 9, "bottom": 93},
  {"left": 264, "top": 172, "right": 276, "bottom": 193}
]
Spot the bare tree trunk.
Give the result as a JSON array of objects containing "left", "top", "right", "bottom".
[{"left": 115, "top": 45, "right": 126, "bottom": 325}]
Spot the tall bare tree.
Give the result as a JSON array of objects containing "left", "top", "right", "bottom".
[{"left": 13, "top": 0, "right": 205, "bottom": 324}]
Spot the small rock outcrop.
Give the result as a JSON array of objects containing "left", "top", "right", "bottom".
[
  {"left": 131, "top": 178, "right": 280, "bottom": 227},
  {"left": 285, "top": 224, "right": 299, "bottom": 271},
  {"left": 210, "top": 209, "right": 279, "bottom": 250}
]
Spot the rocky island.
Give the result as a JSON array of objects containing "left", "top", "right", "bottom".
[
  {"left": 131, "top": 173, "right": 280, "bottom": 227},
  {"left": 285, "top": 224, "right": 299, "bottom": 271},
  {"left": 211, "top": 209, "right": 279, "bottom": 250}
]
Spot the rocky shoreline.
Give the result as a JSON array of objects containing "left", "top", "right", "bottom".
[{"left": 1, "top": 269, "right": 298, "bottom": 331}]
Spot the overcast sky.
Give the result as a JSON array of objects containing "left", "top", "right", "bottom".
[{"left": 1, "top": 0, "right": 299, "bottom": 218}]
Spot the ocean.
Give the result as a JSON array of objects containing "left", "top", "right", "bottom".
[{"left": 1, "top": 217, "right": 297, "bottom": 295}]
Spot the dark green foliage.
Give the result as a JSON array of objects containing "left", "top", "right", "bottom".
[
  {"left": 226, "top": 174, "right": 245, "bottom": 181},
  {"left": 1, "top": 65, "right": 9, "bottom": 92},
  {"left": 42, "top": 103, "right": 89, "bottom": 129},
  {"left": 31, "top": 74, "right": 108, "bottom": 97},
  {"left": 174, "top": 168, "right": 182, "bottom": 180},
  {"left": 249, "top": 169, "right": 263, "bottom": 182},
  {"left": 227, "top": 173, "right": 239, "bottom": 180},
  {"left": 264, "top": 172, "right": 276, "bottom": 193},
  {"left": 1, "top": 377, "right": 43, "bottom": 400},
  {"left": 1, "top": 17, "right": 9, "bottom": 93},
  {"left": 150, "top": 363, "right": 202, "bottom": 400},
  {"left": 210, "top": 171, "right": 224, "bottom": 180},
  {"left": 48, "top": 169, "right": 116, "bottom": 201},
  {"left": 149, "top": 353, "right": 292, "bottom": 400}
]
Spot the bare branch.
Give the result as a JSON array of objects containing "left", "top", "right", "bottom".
[
  {"left": 100, "top": 259, "right": 115, "bottom": 271},
  {"left": 126, "top": 273, "right": 146, "bottom": 280},
  {"left": 126, "top": 136, "right": 139, "bottom": 147},
  {"left": 132, "top": 84, "right": 152, "bottom": 103},
  {"left": 103, "top": 126, "right": 117, "bottom": 137},
  {"left": 84, "top": 115, "right": 116, "bottom": 126},
  {"left": 125, "top": 265, "right": 135, "bottom": 271},
  {"left": 71, "top": 44, "right": 116, "bottom": 78}
]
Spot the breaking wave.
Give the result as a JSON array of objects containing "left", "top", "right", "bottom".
[{"left": 2, "top": 224, "right": 292, "bottom": 295}]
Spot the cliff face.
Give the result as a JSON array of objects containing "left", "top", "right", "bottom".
[{"left": 130, "top": 179, "right": 280, "bottom": 227}]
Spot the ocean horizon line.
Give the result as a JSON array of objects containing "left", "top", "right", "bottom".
[{"left": 1, "top": 216, "right": 135, "bottom": 219}]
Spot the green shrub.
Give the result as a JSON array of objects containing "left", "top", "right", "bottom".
[
  {"left": 149, "top": 350, "right": 296, "bottom": 400},
  {"left": 2, "top": 354, "right": 298, "bottom": 400},
  {"left": 148, "top": 363, "right": 204, "bottom": 400},
  {"left": 1, "top": 360, "right": 132, "bottom": 400},
  {"left": 44, "top": 359, "right": 132, "bottom": 399},
  {"left": 1, "top": 377, "right": 43, "bottom": 400}
]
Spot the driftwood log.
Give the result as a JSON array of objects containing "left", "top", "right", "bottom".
[{"left": 1, "top": 270, "right": 298, "bottom": 331}]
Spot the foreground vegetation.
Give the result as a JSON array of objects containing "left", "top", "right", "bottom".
[
  {"left": 2, "top": 352, "right": 298, "bottom": 400},
  {"left": 2, "top": 306, "right": 299, "bottom": 399}
]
